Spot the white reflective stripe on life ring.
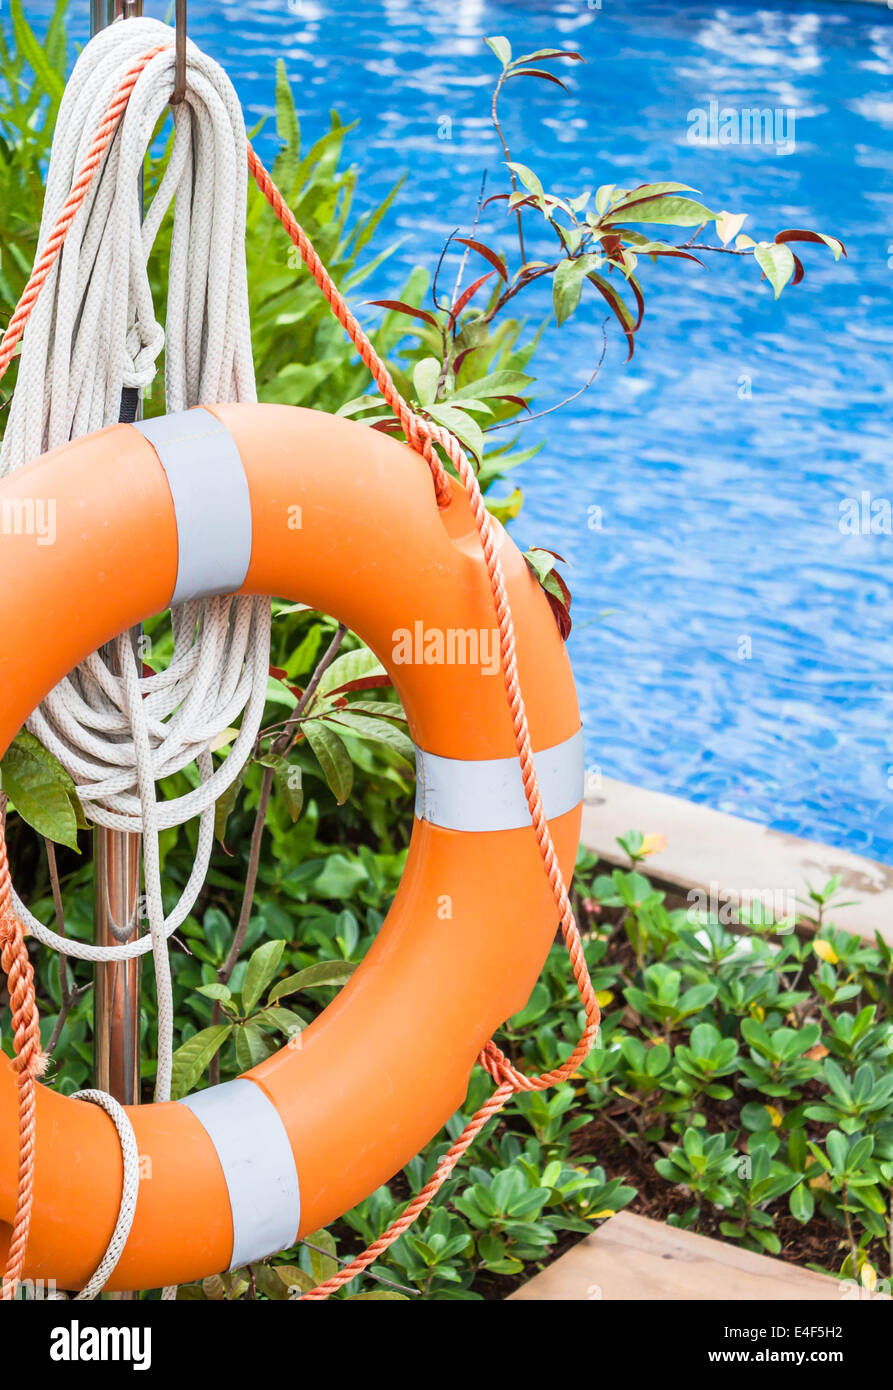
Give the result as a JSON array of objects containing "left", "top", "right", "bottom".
[
  {"left": 414, "top": 726, "right": 584, "bottom": 833},
  {"left": 179, "top": 1078, "right": 301, "bottom": 1270},
  {"left": 134, "top": 408, "right": 252, "bottom": 606}
]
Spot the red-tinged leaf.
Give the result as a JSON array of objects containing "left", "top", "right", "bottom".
[
  {"left": 791, "top": 252, "right": 805, "bottom": 286},
  {"left": 600, "top": 233, "right": 624, "bottom": 257},
  {"left": 288, "top": 685, "right": 305, "bottom": 701},
  {"left": 627, "top": 273, "right": 645, "bottom": 331},
  {"left": 586, "top": 271, "right": 636, "bottom": 361},
  {"left": 506, "top": 68, "right": 570, "bottom": 91},
  {"left": 452, "top": 345, "right": 481, "bottom": 377},
  {"left": 370, "top": 418, "right": 404, "bottom": 435},
  {"left": 512, "top": 48, "right": 583, "bottom": 64},
  {"left": 774, "top": 229, "right": 847, "bottom": 260},
  {"left": 341, "top": 701, "right": 408, "bottom": 722},
  {"left": 651, "top": 247, "right": 704, "bottom": 265},
  {"left": 269, "top": 665, "right": 289, "bottom": 682},
  {"left": 325, "top": 674, "right": 393, "bottom": 697},
  {"left": 533, "top": 547, "right": 568, "bottom": 564},
  {"left": 495, "top": 394, "right": 532, "bottom": 413},
  {"left": 454, "top": 238, "right": 509, "bottom": 281},
  {"left": 505, "top": 194, "right": 541, "bottom": 215},
  {"left": 547, "top": 568, "right": 572, "bottom": 609},
  {"left": 482, "top": 193, "right": 511, "bottom": 206},
  {"left": 452, "top": 270, "right": 496, "bottom": 319},
  {"left": 545, "top": 590, "right": 572, "bottom": 641},
  {"left": 366, "top": 299, "right": 438, "bottom": 326}
]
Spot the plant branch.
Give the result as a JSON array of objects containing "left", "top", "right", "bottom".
[
  {"left": 491, "top": 69, "right": 525, "bottom": 263},
  {"left": 486, "top": 319, "right": 609, "bottom": 431},
  {"left": 42, "top": 837, "right": 80, "bottom": 1058},
  {"left": 680, "top": 242, "right": 754, "bottom": 256},
  {"left": 209, "top": 623, "right": 349, "bottom": 1081}
]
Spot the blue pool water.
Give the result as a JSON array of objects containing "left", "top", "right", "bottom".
[{"left": 19, "top": 1, "right": 893, "bottom": 862}]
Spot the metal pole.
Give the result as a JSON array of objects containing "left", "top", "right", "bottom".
[{"left": 90, "top": 0, "right": 143, "bottom": 1111}]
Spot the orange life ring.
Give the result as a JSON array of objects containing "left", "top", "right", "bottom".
[{"left": 0, "top": 402, "right": 582, "bottom": 1291}]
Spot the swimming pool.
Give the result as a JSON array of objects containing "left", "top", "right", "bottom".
[{"left": 23, "top": 0, "right": 893, "bottom": 862}]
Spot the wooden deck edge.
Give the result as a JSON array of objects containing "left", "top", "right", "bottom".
[
  {"left": 581, "top": 777, "right": 893, "bottom": 946},
  {"left": 509, "top": 1211, "right": 887, "bottom": 1301}
]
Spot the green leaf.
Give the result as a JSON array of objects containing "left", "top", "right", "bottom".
[
  {"left": 274, "top": 58, "right": 301, "bottom": 188},
  {"left": 273, "top": 1264, "right": 316, "bottom": 1294},
  {"left": 413, "top": 356, "right": 442, "bottom": 406},
  {"left": 324, "top": 710, "right": 416, "bottom": 765},
  {"left": 242, "top": 938, "right": 286, "bottom": 1014},
  {"left": 253, "top": 1263, "right": 291, "bottom": 1301},
  {"left": 234, "top": 1022, "right": 274, "bottom": 1071},
  {"left": 304, "top": 719, "right": 354, "bottom": 804},
  {"left": 826, "top": 1129, "right": 849, "bottom": 1173},
  {"left": 621, "top": 181, "right": 698, "bottom": 201},
  {"left": 10, "top": 0, "right": 65, "bottom": 104},
  {"left": 450, "top": 370, "right": 534, "bottom": 402},
  {"left": 424, "top": 403, "right": 485, "bottom": 462},
  {"left": 305, "top": 1229, "right": 339, "bottom": 1284},
  {"left": 257, "top": 1005, "right": 306, "bottom": 1036},
  {"left": 269, "top": 960, "right": 357, "bottom": 1002},
  {"left": 551, "top": 256, "right": 601, "bottom": 325},
  {"left": 347, "top": 1290, "right": 410, "bottom": 1301},
  {"left": 317, "top": 647, "right": 388, "bottom": 698},
  {"left": 553, "top": 258, "right": 585, "bottom": 325},
  {"left": 271, "top": 757, "right": 303, "bottom": 823},
  {"left": 214, "top": 763, "right": 247, "bottom": 846},
  {"left": 195, "top": 983, "right": 234, "bottom": 1006},
  {"left": 506, "top": 162, "right": 545, "bottom": 204},
  {"left": 488, "top": 488, "right": 524, "bottom": 524},
  {"left": 484, "top": 35, "right": 512, "bottom": 67},
  {"left": 170, "top": 1025, "right": 233, "bottom": 1101},
  {"left": 1, "top": 731, "right": 82, "bottom": 851},
  {"left": 754, "top": 242, "right": 796, "bottom": 299},
  {"left": 603, "top": 194, "right": 715, "bottom": 227}
]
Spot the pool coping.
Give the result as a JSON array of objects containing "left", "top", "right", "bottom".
[{"left": 581, "top": 777, "right": 893, "bottom": 946}]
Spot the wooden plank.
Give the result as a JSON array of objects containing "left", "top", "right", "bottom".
[
  {"left": 509, "top": 1211, "right": 860, "bottom": 1301},
  {"left": 581, "top": 778, "right": 893, "bottom": 946}
]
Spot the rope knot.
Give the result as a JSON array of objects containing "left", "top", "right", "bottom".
[
  {"left": 478, "top": 1040, "right": 532, "bottom": 1092},
  {"left": 122, "top": 319, "right": 166, "bottom": 390}
]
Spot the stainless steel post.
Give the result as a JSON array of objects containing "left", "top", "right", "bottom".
[{"left": 90, "top": 0, "right": 144, "bottom": 1109}]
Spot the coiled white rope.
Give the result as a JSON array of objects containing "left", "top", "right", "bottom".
[
  {"left": 1, "top": 18, "right": 270, "bottom": 1293},
  {"left": 71, "top": 1091, "right": 141, "bottom": 1301}
]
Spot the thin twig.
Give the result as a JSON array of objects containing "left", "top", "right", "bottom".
[
  {"left": 486, "top": 319, "right": 609, "bottom": 431},
  {"left": 433, "top": 174, "right": 489, "bottom": 406},
  {"left": 680, "top": 243, "right": 753, "bottom": 255},
  {"left": 491, "top": 69, "right": 525, "bottom": 262},
  {"left": 448, "top": 171, "right": 488, "bottom": 311},
  {"left": 431, "top": 229, "right": 459, "bottom": 315},
  {"left": 264, "top": 622, "right": 349, "bottom": 763},
  {"left": 209, "top": 624, "right": 349, "bottom": 1082},
  {"left": 44, "top": 838, "right": 72, "bottom": 1033},
  {"left": 45, "top": 983, "right": 92, "bottom": 1059}
]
